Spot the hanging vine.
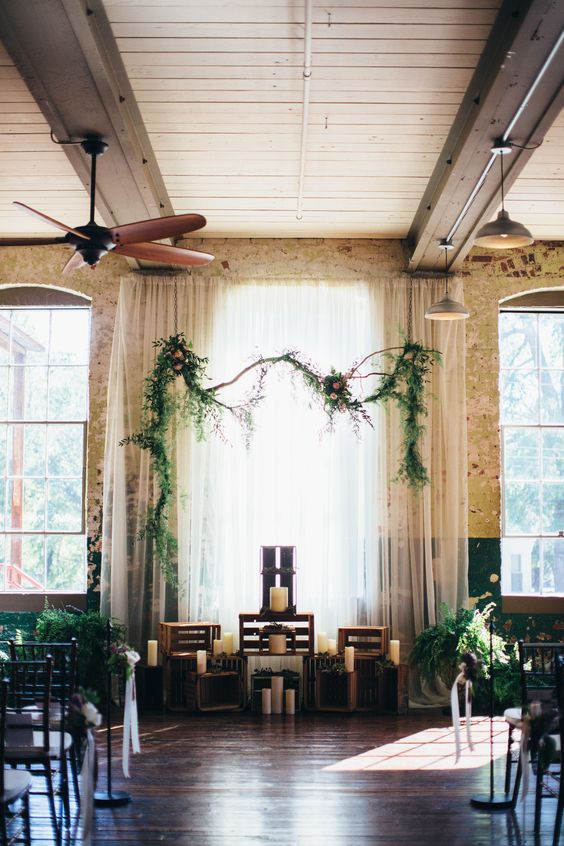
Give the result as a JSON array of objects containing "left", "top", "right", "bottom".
[{"left": 120, "top": 334, "right": 441, "bottom": 587}]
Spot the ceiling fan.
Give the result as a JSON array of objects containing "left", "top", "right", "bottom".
[{"left": 0, "top": 135, "right": 214, "bottom": 273}]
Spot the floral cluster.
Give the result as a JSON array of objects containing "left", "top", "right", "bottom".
[
  {"left": 322, "top": 369, "right": 353, "bottom": 412},
  {"left": 67, "top": 692, "right": 102, "bottom": 737},
  {"left": 107, "top": 644, "right": 140, "bottom": 680},
  {"left": 165, "top": 336, "right": 192, "bottom": 373}
]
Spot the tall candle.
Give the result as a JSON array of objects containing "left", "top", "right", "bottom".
[
  {"left": 327, "top": 638, "right": 337, "bottom": 656},
  {"left": 269, "top": 633, "right": 287, "bottom": 655},
  {"left": 390, "top": 639, "right": 401, "bottom": 666},
  {"left": 285, "top": 688, "right": 296, "bottom": 714},
  {"left": 196, "top": 649, "right": 207, "bottom": 674},
  {"left": 147, "top": 640, "right": 158, "bottom": 667},
  {"left": 271, "top": 676, "right": 283, "bottom": 714},
  {"left": 317, "top": 632, "right": 329, "bottom": 654},
  {"left": 270, "top": 586, "right": 288, "bottom": 612},
  {"left": 344, "top": 646, "right": 355, "bottom": 672},
  {"left": 261, "top": 688, "right": 272, "bottom": 715},
  {"left": 223, "top": 632, "right": 234, "bottom": 655},
  {"left": 213, "top": 638, "right": 223, "bottom": 656}
]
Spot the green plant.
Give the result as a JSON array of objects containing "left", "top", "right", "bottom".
[
  {"left": 410, "top": 602, "right": 520, "bottom": 712},
  {"left": 35, "top": 604, "right": 127, "bottom": 701}
]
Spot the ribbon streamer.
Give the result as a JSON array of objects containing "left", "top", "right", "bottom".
[
  {"left": 451, "top": 672, "right": 474, "bottom": 763},
  {"left": 122, "top": 650, "right": 141, "bottom": 778},
  {"left": 80, "top": 728, "right": 96, "bottom": 846}
]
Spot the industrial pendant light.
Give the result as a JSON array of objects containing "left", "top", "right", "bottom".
[
  {"left": 474, "top": 140, "right": 534, "bottom": 249},
  {"left": 424, "top": 240, "right": 469, "bottom": 321}
]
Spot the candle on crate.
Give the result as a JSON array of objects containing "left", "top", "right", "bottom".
[
  {"left": 223, "top": 632, "right": 234, "bottom": 655},
  {"left": 262, "top": 687, "right": 272, "bottom": 715},
  {"left": 196, "top": 649, "right": 207, "bottom": 674},
  {"left": 269, "top": 633, "right": 287, "bottom": 655},
  {"left": 317, "top": 632, "right": 329, "bottom": 654},
  {"left": 269, "top": 586, "right": 288, "bottom": 612},
  {"left": 285, "top": 688, "right": 296, "bottom": 715},
  {"left": 213, "top": 638, "right": 223, "bottom": 656},
  {"left": 390, "top": 639, "right": 401, "bottom": 666},
  {"left": 327, "top": 638, "right": 337, "bottom": 656},
  {"left": 147, "top": 640, "right": 158, "bottom": 667},
  {"left": 271, "top": 676, "right": 283, "bottom": 714},
  {"left": 344, "top": 646, "right": 355, "bottom": 673}
]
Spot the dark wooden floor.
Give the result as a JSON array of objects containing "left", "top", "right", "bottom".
[{"left": 83, "top": 710, "right": 559, "bottom": 846}]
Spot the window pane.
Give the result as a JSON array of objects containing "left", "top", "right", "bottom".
[
  {"left": 10, "top": 366, "right": 48, "bottom": 419},
  {"left": 543, "top": 429, "right": 564, "bottom": 479},
  {"left": 499, "top": 313, "right": 538, "bottom": 369},
  {"left": 0, "top": 367, "right": 8, "bottom": 416},
  {"left": 505, "top": 482, "right": 541, "bottom": 534},
  {"left": 48, "top": 366, "right": 87, "bottom": 420},
  {"left": 539, "top": 314, "right": 564, "bottom": 369},
  {"left": 504, "top": 428, "right": 539, "bottom": 479},
  {"left": 542, "top": 483, "right": 564, "bottom": 534},
  {"left": 47, "top": 425, "right": 84, "bottom": 476},
  {"left": 500, "top": 371, "right": 539, "bottom": 424},
  {"left": 544, "top": 537, "right": 564, "bottom": 594},
  {"left": 540, "top": 371, "right": 564, "bottom": 424},
  {"left": 0, "top": 484, "right": 5, "bottom": 531},
  {"left": 49, "top": 311, "right": 90, "bottom": 365},
  {"left": 46, "top": 535, "right": 85, "bottom": 592},
  {"left": 501, "top": 538, "right": 539, "bottom": 593},
  {"left": 7, "top": 424, "right": 45, "bottom": 477},
  {"left": 10, "top": 310, "right": 49, "bottom": 365},
  {"left": 20, "top": 534, "right": 44, "bottom": 590},
  {"left": 47, "top": 479, "right": 82, "bottom": 531}
]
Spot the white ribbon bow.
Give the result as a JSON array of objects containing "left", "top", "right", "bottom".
[
  {"left": 122, "top": 650, "right": 141, "bottom": 778},
  {"left": 451, "top": 670, "right": 474, "bottom": 763}
]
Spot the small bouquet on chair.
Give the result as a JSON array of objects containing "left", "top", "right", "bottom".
[
  {"left": 67, "top": 693, "right": 102, "bottom": 845},
  {"left": 451, "top": 651, "right": 478, "bottom": 762}
]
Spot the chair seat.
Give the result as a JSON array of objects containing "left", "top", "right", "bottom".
[
  {"left": 3, "top": 768, "right": 32, "bottom": 803},
  {"left": 504, "top": 706, "right": 523, "bottom": 727},
  {"left": 5, "top": 730, "right": 73, "bottom": 758}
]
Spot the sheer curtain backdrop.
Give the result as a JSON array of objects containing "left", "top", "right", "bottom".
[{"left": 101, "top": 273, "right": 468, "bottom": 703}]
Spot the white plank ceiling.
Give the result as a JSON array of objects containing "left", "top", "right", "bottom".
[{"left": 0, "top": 0, "right": 562, "bottom": 247}]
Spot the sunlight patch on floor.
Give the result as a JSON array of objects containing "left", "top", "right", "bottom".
[{"left": 324, "top": 716, "right": 511, "bottom": 772}]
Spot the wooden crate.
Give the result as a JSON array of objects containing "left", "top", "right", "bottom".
[
  {"left": 378, "top": 665, "right": 409, "bottom": 714},
  {"left": 239, "top": 612, "right": 314, "bottom": 656},
  {"left": 250, "top": 671, "right": 302, "bottom": 713},
  {"left": 164, "top": 655, "right": 246, "bottom": 711},
  {"left": 337, "top": 626, "right": 389, "bottom": 656},
  {"left": 159, "top": 621, "right": 221, "bottom": 655},
  {"left": 185, "top": 671, "right": 244, "bottom": 712},
  {"left": 258, "top": 627, "right": 297, "bottom": 654},
  {"left": 260, "top": 545, "right": 297, "bottom": 610},
  {"left": 315, "top": 670, "right": 357, "bottom": 712},
  {"left": 303, "top": 655, "right": 382, "bottom": 711}
]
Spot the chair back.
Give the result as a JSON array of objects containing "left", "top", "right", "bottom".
[
  {"left": 2, "top": 657, "right": 54, "bottom": 753},
  {"left": 518, "top": 640, "right": 562, "bottom": 710},
  {"left": 8, "top": 639, "right": 78, "bottom": 706}
]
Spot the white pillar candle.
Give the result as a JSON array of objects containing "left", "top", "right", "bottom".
[
  {"left": 223, "top": 632, "right": 234, "bottom": 655},
  {"left": 327, "top": 638, "right": 337, "bottom": 656},
  {"left": 147, "top": 640, "right": 158, "bottom": 667},
  {"left": 213, "top": 638, "right": 223, "bottom": 656},
  {"left": 269, "top": 586, "right": 288, "bottom": 612},
  {"left": 271, "top": 676, "right": 283, "bottom": 714},
  {"left": 344, "top": 646, "right": 355, "bottom": 672},
  {"left": 285, "top": 688, "right": 296, "bottom": 715},
  {"left": 261, "top": 688, "right": 272, "bottom": 715},
  {"left": 317, "top": 632, "right": 329, "bottom": 654},
  {"left": 196, "top": 650, "right": 207, "bottom": 674},
  {"left": 390, "top": 639, "right": 401, "bottom": 666},
  {"left": 269, "top": 633, "right": 287, "bottom": 655}
]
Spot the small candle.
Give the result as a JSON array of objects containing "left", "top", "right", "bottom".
[
  {"left": 262, "top": 688, "right": 272, "bottom": 715},
  {"left": 269, "top": 586, "right": 288, "bottom": 612},
  {"left": 271, "top": 676, "right": 283, "bottom": 714},
  {"left": 196, "top": 649, "right": 207, "bottom": 674},
  {"left": 317, "top": 632, "right": 328, "bottom": 653},
  {"left": 269, "top": 633, "right": 287, "bottom": 655},
  {"left": 213, "top": 638, "right": 223, "bottom": 656},
  {"left": 344, "top": 646, "right": 355, "bottom": 672},
  {"left": 285, "top": 688, "right": 296, "bottom": 715},
  {"left": 223, "top": 632, "right": 234, "bottom": 655},
  {"left": 147, "top": 640, "right": 158, "bottom": 667},
  {"left": 327, "top": 638, "right": 337, "bottom": 656},
  {"left": 390, "top": 639, "right": 401, "bottom": 666}
]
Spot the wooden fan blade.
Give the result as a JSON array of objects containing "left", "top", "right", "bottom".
[
  {"left": 110, "top": 213, "right": 206, "bottom": 246},
  {"left": 13, "top": 202, "right": 90, "bottom": 240},
  {"left": 0, "top": 237, "right": 67, "bottom": 246},
  {"left": 62, "top": 251, "right": 87, "bottom": 275},
  {"left": 114, "top": 241, "right": 214, "bottom": 266}
]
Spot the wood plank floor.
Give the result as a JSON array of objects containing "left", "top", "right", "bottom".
[{"left": 82, "top": 710, "right": 559, "bottom": 845}]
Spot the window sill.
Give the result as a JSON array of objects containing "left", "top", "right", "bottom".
[
  {"left": 0, "top": 594, "right": 87, "bottom": 613},
  {"left": 502, "top": 595, "right": 564, "bottom": 615}
]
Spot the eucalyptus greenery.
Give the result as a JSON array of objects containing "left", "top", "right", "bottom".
[{"left": 122, "top": 334, "right": 440, "bottom": 587}]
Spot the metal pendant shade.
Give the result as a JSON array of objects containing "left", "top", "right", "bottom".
[
  {"left": 474, "top": 143, "right": 534, "bottom": 249},
  {"left": 425, "top": 241, "right": 469, "bottom": 321}
]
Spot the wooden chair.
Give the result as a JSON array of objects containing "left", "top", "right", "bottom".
[
  {"left": 0, "top": 677, "right": 32, "bottom": 846},
  {"left": 504, "top": 640, "right": 561, "bottom": 795},
  {"left": 2, "top": 656, "right": 73, "bottom": 844}
]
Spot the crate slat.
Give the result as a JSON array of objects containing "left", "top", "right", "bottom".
[
  {"left": 160, "top": 621, "right": 221, "bottom": 655},
  {"left": 239, "top": 612, "right": 314, "bottom": 656},
  {"left": 337, "top": 626, "right": 389, "bottom": 656}
]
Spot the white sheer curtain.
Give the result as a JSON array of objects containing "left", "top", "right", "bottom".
[{"left": 102, "top": 273, "right": 468, "bottom": 694}]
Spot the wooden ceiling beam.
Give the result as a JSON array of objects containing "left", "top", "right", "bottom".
[{"left": 406, "top": 0, "right": 564, "bottom": 272}]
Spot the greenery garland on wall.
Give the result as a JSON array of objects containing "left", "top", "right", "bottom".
[{"left": 121, "top": 334, "right": 441, "bottom": 587}]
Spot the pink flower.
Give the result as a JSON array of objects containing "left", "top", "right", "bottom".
[
  {"left": 330, "top": 392, "right": 338, "bottom": 400},
  {"left": 172, "top": 363, "right": 183, "bottom": 371},
  {"left": 333, "top": 381, "right": 342, "bottom": 390}
]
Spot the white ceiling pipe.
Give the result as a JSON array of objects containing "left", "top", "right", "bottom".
[{"left": 296, "top": 0, "right": 313, "bottom": 221}]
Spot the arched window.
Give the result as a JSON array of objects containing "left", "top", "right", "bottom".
[
  {"left": 0, "top": 286, "right": 90, "bottom": 602},
  {"left": 499, "top": 289, "right": 564, "bottom": 597}
]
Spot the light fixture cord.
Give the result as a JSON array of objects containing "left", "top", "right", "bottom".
[
  {"left": 444, "top": 246, "right": 449, "bottom": 297},
  {"left": 407, "top": 277, "right": 413, "bottom": 341},
  {"left": 500, "top": 150, "right": 505, "bottom": 211}
]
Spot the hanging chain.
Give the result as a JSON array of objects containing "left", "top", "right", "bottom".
[
  {"left": 173, "top": 278, "right": 178, "bottom": 336},
  {"left": 407, "top": 277, "right": 413, "bottom": 342}
]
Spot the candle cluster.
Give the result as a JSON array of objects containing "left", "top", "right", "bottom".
[{"left": 261, "top": 685, "right": 296, "bottom": 715}]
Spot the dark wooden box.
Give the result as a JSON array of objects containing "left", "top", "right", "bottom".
[
  {"left": 378, "top": 665, "right": 409, "bottom": 714},
  {"left": 315, "top": 670, "right": 357, "bottom": 712},
  {"left": 337, "top": 626, "right": 389, "bottom": 657},
  {"left": 164, "top": 655, "right": 246, "bottom": 711},
  {"left": 159, "top": 621, "right": 221, "bottom": 655},
  {"left": 260, "top": 545, "right": 297, "bottom": 609},
  {"left": 186, "top": 671, "right": 243, "bottom": 712},
  {"left": 239, "top": 612, "right": 314, "bottom": 656},
  {"left": 135, "top": 664, "right": 164, "bottom": 713}
]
